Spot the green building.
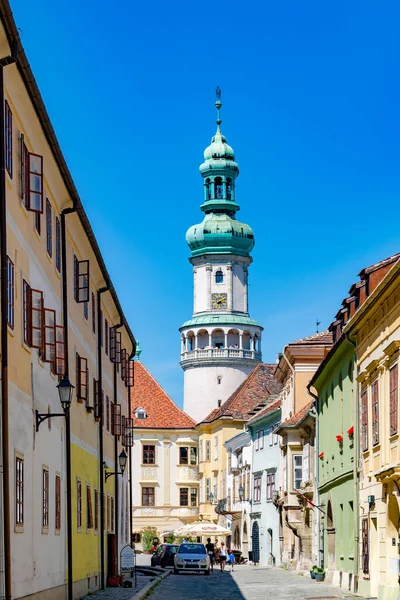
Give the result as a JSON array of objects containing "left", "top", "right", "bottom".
[{"left": 309, "top": 336, "right": 358, "bottom": 591}]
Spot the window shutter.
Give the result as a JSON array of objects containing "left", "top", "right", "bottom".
[
  {"left": 361, "top": 390, "right": 368, "bottom": 451},
  {"left": 121, "top": 349, "right": 126, "bottom": 381},
  {"left": 43, "top": 308, "right": 56, "bottom": 363},
  {"left": 76, "top": 260, "right": 89, "bottom": 303},
  {"left": 30, "top": 289, "right": 44, "bottom": 350},
  {"left": 20, "top": 134, "right": 27, "bottom": 200},
  {"left": 121, "top": 415, "right": 126, "bottom": 445},
  {"left": 115, "top": 331, "right": 121, "bottom": 363},
  {"left": 87, "top": 487, "right": 93, "bottom": 529},
  {"left": 77, "top": 356, "right": 88, "bottom": 401},
  {"left": 127, "top": 360, "right": 134, "bottom": 387},
  {"left": 94, "top": 381, "right": 103, "bottom": 421},
  {"left": 27, "top": 152, "right": 43, "bottom": 213},
  {"left": 54, "top": 325, "right": 65, "bottom": 375},
  {"left": 372, "top": 381, "right": 379, "bottom": 446},
  {"left": 124, "top": 418, "right": 133, "bottom": 447},
  {"left": 112, "top": 403, "right": 122, "bottom": 436}
]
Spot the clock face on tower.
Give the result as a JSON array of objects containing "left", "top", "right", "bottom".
[{"left": 212, "top": 293, "right": 227, "bottom": 309}]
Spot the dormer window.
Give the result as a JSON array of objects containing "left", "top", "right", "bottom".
[
  {"left": 135, "top": 407, "right": 147, "bottom": 420},
  {"left": 215, "top": 177, "right": 223, "bottom": 199},
  {"left": 215, "top": 270, "right": 224, "bottom": 284}
]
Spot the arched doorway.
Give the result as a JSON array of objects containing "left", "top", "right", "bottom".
[
  {"left": 252, "top": 521, "right": 260, "bottom": 564},
  {"left": 326, "top": 500, "right": 336, "bottom": 569}
]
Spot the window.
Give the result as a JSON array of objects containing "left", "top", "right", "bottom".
[
  {"left": 55, "top": 217, "right": 61, "bottom": 272},
  {"left": 5, "top": 100, "right": 12, "bottom": 177},
  {"left": 42, "top": 468, "right": 49, "bottom": 528},
  {"left": 94, "top": 489, "right": 99, "bottom": 531},
  {"left": 105, "top": 319, "right": 109, "bottom": 355},
  {"left": 361, "top": 389, "right": 368, "bottom": 451},
  {"left": 205, "top": 440, "right": 211, "bottom": 462},
  {"left": 205, "top": 477, "right": 211, "bottom": 501},
  {"left": 266, "top": 472, "right": 275, "bottom": 501},
  {"left": 213, "top": 474, "right": 217, "bottom": 499},
  {"left": 7, "top": 257, "right": 14, "bottom": 328},
  {"left": 46, "top": 199, "right": 52, "bottom": 256},
  {"left": 215, "top": 270, "right": 224, "bottom": 284},
  {"left": 179, "top": 447, "right": 188, "bottom": 465},
  {"left": 111, "top": 403, "right": 121, "bottom": 435},
  {"left": 106, "top": 396, "right": 110, "bottom": 432},
  {"left": 255, "top": 430, "right": 264, "bottom": 451},
  {"left": 142, "top": 487, "right": 155, "bottom": 507},
  {"left": 362, "top": 518, "right": 369, "bottom": 574},
  {"left": 16, "top": 456, "right": 24, "bottom": 526},
  {"left": 293, "top": 455, "right": 303, "bottom": 490},
  {"left": 55, "top": 475, "right": 61, "bottom": 530},
  {"left": 99, "top": 310, "right": 103, "bottom": 347},
  {"left": 372, "top": 380, "right": 379, "bottom": 446},
  {"left": 83, "top": 301, "right": 88, "bottom": 321},
  {"left": 27, "top": 153, "right": 44, "bottom": 213},
  {"left": 22, "top": 280, "right": 31, "bottom": 346},
  {"left": 180, "top": 488, "right": 189, "bottom": 506},
  {"left": 76, "top": 354, "right": 88, "bottom": 402},
  {"left": 199, "top": 441, "right": 203, "bottom": 462},
  {"left": 91, "top": 292, "right": 96, "bottom": 333},
  {"left": 214, "top": 176, "right": 223, "bottom": 199},
  {"left": 206, "top": 178, "right": 211, "bottom": 200},
  {"left": 190, "top": 447, "right": 197, "bottom": 465},
  {"left": 77, "top": 479, "right": 82, "bottom": 529},
  {"left": 214, "top": 436, "right": 218, "bottom": 460},
  {"left": 302, "top": 443, "right": 310, "bottom": 482},
  {"left": 226, "top": 178, "right": 232, "bottom": 200},
  {"left": 253, "top": 476, "right": 261, "bottom": 503},
  {"left": 143, "top": 445, "right": 155, "bottom": 464},
  {"left": 74, "top": 257, "right": 89, "bottom": 303},
  {"left": 31, "top": 289, "right": 44, "bottom": 349},
  {"left": 190, "top": 488, "right": 198, "bottom": 507},
  {"left": 87, "top": 486, "right": 93, "bottom": 529},
  {"left": 390, "top": 364, "right": 398, "bottom": 436}
]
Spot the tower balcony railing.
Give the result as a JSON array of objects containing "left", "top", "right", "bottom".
[{"left": 181, "top": 348, "right": 262, "bottom": 362}]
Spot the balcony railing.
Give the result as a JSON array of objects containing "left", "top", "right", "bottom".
[{"left": 181, "top": 348, "right": 262, "bottom": 362}]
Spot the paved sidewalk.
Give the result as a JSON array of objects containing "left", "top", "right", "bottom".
[{"left": 80, "top": 573, "right": 153, "bottom": 600}]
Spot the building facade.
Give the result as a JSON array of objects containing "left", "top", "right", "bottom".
[
  {"left": 180, "top": 94, "right": 262, "bottom": 424},
  {"left": 0, "top": 6, "right": 136, "bottom": 599},
  {"left": 130, "top": 360, "right": 199, "bottom": 547},
  {"left": 247, "top": 400, "right": 281, "bottom": 566},
  {"left": 275, "top": 332, "right": 332, "bottom": 571}
]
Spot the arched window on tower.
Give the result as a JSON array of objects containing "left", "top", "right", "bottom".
[
  {"left": 215, "top": 177, "right": 223, "bottom": 200},
  {"left": 215, "top": 270, "right": 224, "bottom": 284},
  {"left": 206, "top": 178, "right": 211, "bottom": 200},
  {"left": 226, "top": 178, "right": 232, "bottom": 200}
]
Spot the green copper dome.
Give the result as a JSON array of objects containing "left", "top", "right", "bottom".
[
  {"left": 203, "top": 130, "right": 235, "bottom": 162},
  {"left": 186, "top": 213, "right": 254, "bottom": 257}
]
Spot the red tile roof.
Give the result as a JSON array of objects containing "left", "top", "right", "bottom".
[
  {"left": 277, "top": 400, "right": 314, "bottom": 429},
  {"left": 247, "top": 399, "right": 281, "bottom": 426},
  {"left": 201, "top": 363, "right": 282, "bottom": 424},
  {"left": 290, "top": 331, "right": 333, "bottom": 346},
  {"left": 130, "top": 361, "right": 195, "bottom": 429}
]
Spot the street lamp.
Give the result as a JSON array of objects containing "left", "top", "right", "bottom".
[
  {"left": 105, "top": 450, "right": 128, "bottom": 481},
  {"left": 238, "top": 484, "right": 244, "bottom": 502},
  {"left": 36, "top": 375, "right": 74, "bottom": 431}
]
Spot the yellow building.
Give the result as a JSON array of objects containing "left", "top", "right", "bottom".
[
  {"left": 344, "top": 255, "right": 400, "bottom": 600},
  {"left": 0, "top": 5, "right": 136, "bottom": 599}
]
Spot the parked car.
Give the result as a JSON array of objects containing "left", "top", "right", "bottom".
[
  {"left": 174, "top": 543, "right": 210, "bottom": 575},
  {"left": 151, "top": 544, "right": 179, "bottom": 568}
]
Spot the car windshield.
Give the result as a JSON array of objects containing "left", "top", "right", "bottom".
[
  {"left": 168, "top": 546, "right": 178, "bottom": 554},
  {"left": 179, "top": 544, "right": 206, "bottom": 554}
]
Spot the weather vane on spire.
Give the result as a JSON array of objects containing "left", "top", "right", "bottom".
[{"left": 215, "top": 86, "right": 222, "bottom": 128}]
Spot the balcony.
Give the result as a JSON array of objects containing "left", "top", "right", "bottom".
[{"left": 181, "top": 348, "right": 262, "bottom": 364}]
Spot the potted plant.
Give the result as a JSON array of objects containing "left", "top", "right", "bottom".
[
  {"left": 310, "top": 565, "right": 318, "bottom": 579},
  {"left": 315, "top": 567, "right": 325, "bottom": 581}
]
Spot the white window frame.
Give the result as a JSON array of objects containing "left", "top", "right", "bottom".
[
  {"left": 293, "top": 454, "right": 303, "bottom": 490},
  {"left": 302, "top": 443, "right": 310, "bottom": 483},
  {"left": 259, "top": 429, "right": 264, "bottom": 450},
  {"left": 214, "top": 436, "right": 218, "bottom": 461}
]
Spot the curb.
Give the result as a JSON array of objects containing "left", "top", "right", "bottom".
[{"left": 129, "top": 570, "right": 170, "bottom": 600}]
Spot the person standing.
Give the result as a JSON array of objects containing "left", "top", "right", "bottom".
[
  {"left": 228, "top": 549, "right": 235, "bottom": 572},
  {"left": 205, "top": 538, "right": 215, "bottom": 573},
  {"left": 219, "top": 542, "right": 227, "bottom": 572}
]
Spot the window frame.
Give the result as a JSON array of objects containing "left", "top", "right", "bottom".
[
  {"left": 22, "top": 280, "right": 32, "bottom": 346},
  {"left": 180, "top": 487, "right": 189, "bottom": 507},
  {"left": 86, "top": 485, "right": 93, "bottom": 530},
  {"left": 46, "top": 199, "right": 52, "bottom": 257},
  {"left": 390, "top": 364, "right": 398, "bottom": 436},
  {"left": 293, "top": 454, "right": 303, "bottom": 490},
  {"left": 42, "top": 467, "right": 49, "bottom": 531},
  {"left": 266, "top": 471, "right": 275, "bottom": 501},
  {"left": 190, "top": 487, "right": 198, "bottom": 507},
  {"left": 371, "top": 379, "right": 379, "bottom": 446},
  {"left": 142, "top": 486, "right": 155, "bottom": 507},
  {"left": 77, "top": 479, "right": 82, "bottom": 531},
  {"left": 143, "top": 445, "right": 156, "bottom": 465},
  {"left": 7, "top": 256, "right": 14, "bottom": 328},
  {"left": 179, "top": 446, "right": 188, "bottom": 465},
  {"left": 55, "top": 474, "right": 61, "bottom": 531},
  {"left": 215, "top": 270, "right": 224, "bottom": 284},
  {"left": 361, "top": 389, "right": 368, "bottom": 452},
  {"left": 205, "top": 440, "right": 211, "bottom": 462},
  {"left": 55, "top": 217, "right": 61, "bottom": 272},
  {"left": 15, "top": 455, "right": 24, "bottom": 528},
  {"left": 5, "top": 100, "right": 12, "bottom": 177},
  {"left": 253, "top": 475, "right": 261, "bottom": 503}
]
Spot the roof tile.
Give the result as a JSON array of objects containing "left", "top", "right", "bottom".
[{"left": 278, "top": 400, "right": 314, "bottom": 428}]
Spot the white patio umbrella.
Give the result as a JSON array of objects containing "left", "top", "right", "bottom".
[{"left": 174, "top": 521, "right": 231, "bottom": 536}]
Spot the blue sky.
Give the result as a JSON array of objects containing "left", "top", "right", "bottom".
[{"left": 12, "top": 0, "right": 400, "bottom": 407}]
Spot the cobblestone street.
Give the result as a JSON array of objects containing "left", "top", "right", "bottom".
[{"left": 148, "top": 566, "right": 363, "bottom": 600}]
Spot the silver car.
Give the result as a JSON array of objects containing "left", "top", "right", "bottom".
[{"left": 174, "top": 542, "right": 210, "bottom": 575}]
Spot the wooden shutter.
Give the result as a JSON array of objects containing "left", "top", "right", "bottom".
[
  {"left": 121, "top": 415, "right": 126, "bottom": 445},
  {"left": 30, "top": 289, "right": 44, "bottom": 350},
  {"left": 372, "top": 380, "right": 379, "bottom": 446},
  {"left": 390, "top": 364, "right": 398, "bottom": 436},
  {"left": 121, "top": 349, "right": 126, "bottom": 381},
  {"left": 112, "top": 403, "right": 121, "bottom": 436},
  {"left": 54, "top": 326, "right": 65, "bottom": 375},
  {"left": 76, "top": 260, "right": 89, "bottom": 303},
  {"left": 124, "top": 418, "right": 134, "bottom": 447},
  {"left": 127, "top": 360, "right": 134, "bottom": 387},
  {"left": 110, "top": 328, "right": 121, "bottom": 363},
  {"left": 77, "top": 356, "right": 88, "bottom": 401},
  {"left": 361, "top": 390, "right": 368, "bottom": 452},
  {"left": 110, "top": 327, "right": 116, "bottom": 361},
  {"left": 43, "top": 308, "right": 56, "bottom": 363},
  {"left": 27, "top": 152, "right": 43, "bottom": 213}
]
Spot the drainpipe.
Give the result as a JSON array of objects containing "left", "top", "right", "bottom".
[
  {"left": 113, "top": 323, "right": 122, "bottom": 576},
  {"left": 344, "top": 332, "right": 359, "bottom": 592},
  {"left": 97, "top": 287, "right": 108, "bottom": 589},
  {"left": 0, "top": 42, "right": 18, "bottom": 600},
  {"left": 307, "top": 385, "right": 322, "bottom": 568},
  {"left": 60, "top": 198, "right": 77, "bottom": 600}
]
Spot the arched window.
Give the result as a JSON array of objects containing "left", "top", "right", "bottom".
[
  {"left": 215, "top": 177, "right": 223, "bottom": 199},
  {"left": 215, "top": 270, "right": 224, "bottom": 284},
  {"left": 206, "top": 178, "right": 211, "bottom": 200},
  {"left": 226, "top": 178, "right": 232, "bottom": 200},
  {"left": 217, "top": 376, "right": 222, "bottom": 385}
]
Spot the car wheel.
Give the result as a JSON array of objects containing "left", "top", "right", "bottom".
[{"left": 174, "top": 568, "right": 179, "bottom": 575}]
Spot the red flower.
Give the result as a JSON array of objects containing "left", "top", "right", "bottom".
[
  {"left": 336, "top": 435, "right": 343, "bottom": 443},
  {"left": 318, "top": 452, "right": 324, "bottom": 459},
  {"left": 347, "top": 426, "right": 354, "bottom": 436}
]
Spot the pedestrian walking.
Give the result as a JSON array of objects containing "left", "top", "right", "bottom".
[
  {"left": 219, "top": 542, "right": 227, "bottom": 572},
  {"left": 205, "top": 538, "right": 215, "bottom": 573},
  {"left": 228, "top": 549, "right": 235, "bottom": 572}
]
